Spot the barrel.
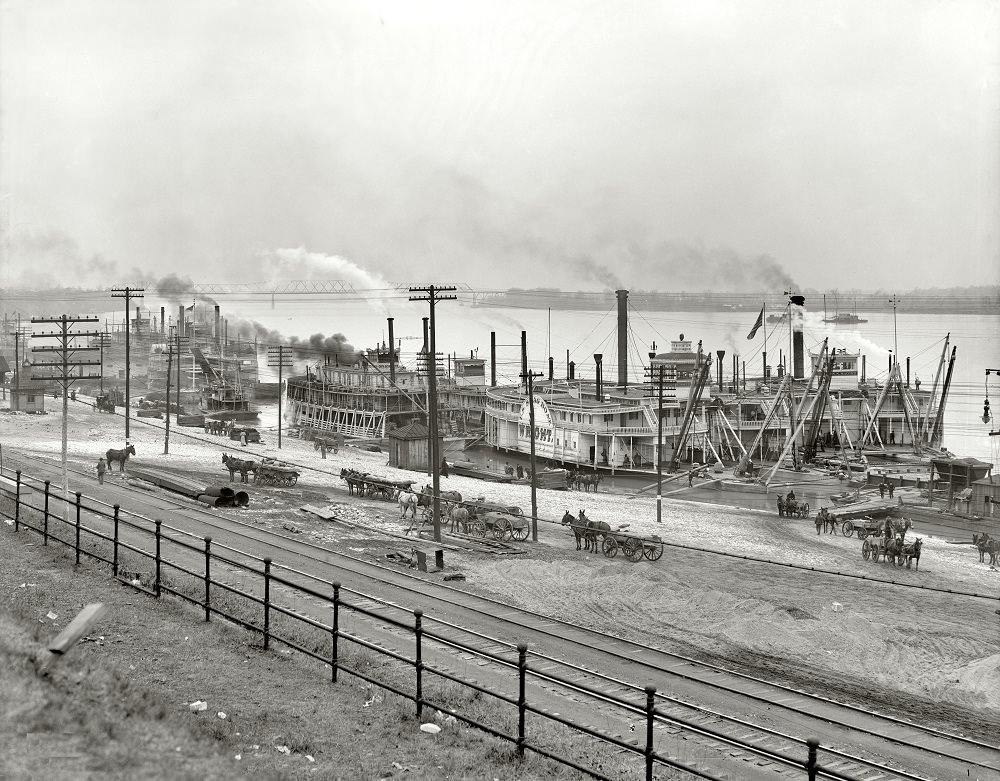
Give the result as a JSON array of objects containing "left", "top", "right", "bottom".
[
  {"left": 233, "top": 491, "right": 250, "bottom": 507},
  {"left": 196, "top": 494, "right": 233, "bottom": 507}
]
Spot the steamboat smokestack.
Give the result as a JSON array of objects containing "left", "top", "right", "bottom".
[
  {"left": 521, "top": 331, "right": 528, "bottom": 391},
  {"left": 616, "top": 290, "right": 628, "bottom": 388},
  {"left": 569, "top": 361, "right": 575, "bottom": 380},
  {"left": 594, "top": 353, "right": 603, "bottom": 399},
  {"left": 214, "top": 305, "right": 221, "bottom": 349},
  {"left": 387, "top": 317, "right": 395, "bottom": 384},
  {"left": 178, "top": 305, "right": 185, "bottom": 338},
  {"left": 716, "top": 350, "right": 726, "bottom": 391},
  {"left": 160, "top": 306, "right": 165, "bottom": 337},
  {"left": 790, "top": 295, "right": 805, "bottom": 379},
  {"left": 490, "top": 331, "right": 496, "bottom": 387}
]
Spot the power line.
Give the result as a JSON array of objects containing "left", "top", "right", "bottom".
[{"left": 110, "top": 286, "right": 144, "bottom": 439}]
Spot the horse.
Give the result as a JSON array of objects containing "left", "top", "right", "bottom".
[
  {"left": 398, "top": 491, "right": 419, "bottom": 519},
  {"left": 340, "top": 468, "right": 367, "bottom": 495},
  {"left": 974, "top": 533, "right": 1000, "bottom": 565},
  {"left": 222, "top": 453, "right": 256, "bottom": 483},
  {"left": 561, "top": 511, "right": 588, "bottom": 550},
  {"left": 901, "top": 537, "right": 923, "bottom": 570},
  {"left": 105, "top": 444, "right": 136, "bottom": 472},
  {"left": 577, "top": 473, "right": 602, "bottom": 493},
  {"left": 574, "top": 509, "right": 609, "bottom": 552},
  {"left": 449, "top": 505, "right": 469, "bottom": 533},
  {"left": 888, "top": 518, "right": 911, "bottom": 542}
]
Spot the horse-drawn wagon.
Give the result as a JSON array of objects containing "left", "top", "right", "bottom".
[
  {"left": 780, "top": 497, "right": 810, "bottom": 518},
  {"left": 599, "top": 525, "right": 664, "bottom": 561},
  {"left": 454, "top": 510, "right": 530, "bottom": 541},
  {"left": 840, "top": 517, "right": 881, "bottom": 539},
  {"left": 95, "top": 394, "right": 116, "bottom": 413},
  {"left": 254, "top": 460, "right": 299, "bottom": 487}
]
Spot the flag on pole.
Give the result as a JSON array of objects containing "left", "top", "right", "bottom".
[
  {"left": 746, "top": 307, "right": 764, "bottom": 340},
  {"left": 185, "top": 303, "right": 195, "bottom": 312}
]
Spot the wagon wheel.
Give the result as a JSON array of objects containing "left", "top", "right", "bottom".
[
  {"left": 644, "top": 542, "right": 664, "bottom": 561},
  {"left": 842, "top": 520, "right": 854, "bottom": 537},
  {"left": 285, "top": 474, "right": 297, "bottom": 487},
  {"left": 623, "top": 538, "right": 644, "bottom": 562},
  {"left": 602, "top": 537, "right": 618, "bottom": 558},
  {"left": 469, "top": 520, "right": 486, "bottom": 537},
  {"left": 493, "top": 517, "right": 513, "bottom": 541},
  {"left": 289, "top": 473, "right": 299, "bottom": 486},
  {"left": 857, "top": 528, "right": 868, "bottom": 540},
  {"left": 894, "top": 553, "right": 907, "bottom": 569},
  {"left": 862, "top": 540, "right": 871, "bottom": 560},
  {"left": 511, "top": 523, "right": 530, "bottom": 542}
]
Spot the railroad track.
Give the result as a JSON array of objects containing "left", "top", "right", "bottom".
[{"left": 6, "top": 450, "right": 999, "bottom": 780}]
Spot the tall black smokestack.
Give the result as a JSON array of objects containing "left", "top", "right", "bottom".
[
  {"left": 178, "top": 305, "right": 184, "bottom": 338},
  {"left": 160, "top": 306, "right": 165, "bottom": 338},
  {"left": 594, "top": 353, "right": 603, "bottom": 399},
  {"left": 569, "top": 361, "right": 575, "bottom": 380},
  {"left": 716, "top": 350, "right": 726, "bottom": 390},
  {"left": 616, "top": 289, "right": 628, "bottom": 388},
  {"left": 521, "top": 331, "right": 527, "bottom": 392},
  {"left": 548, "top": 356, "right": 554, "bottom": 381},
  {"left": 490, "top": 331, "right": 496, "bottom": 387},
  {"left": 387, "top": 317, "right": 395, "bottom": 384},
  {"left": 214, "top": 305, "right": 221, "bottom": 351},
  {"left": 790, "top": 295, "right": 805, "bottom": 379}
]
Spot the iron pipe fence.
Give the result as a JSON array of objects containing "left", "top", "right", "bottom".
[{"left": 0, "top": 468, "right": 883, "bottom": 781}]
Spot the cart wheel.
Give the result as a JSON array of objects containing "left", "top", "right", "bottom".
[
  {"left": 511, "top": 524, "right": 529, "bottom": 541},
  {"left": 842, "top": 520, "right": 854, "bottom": 537},
  {"left": 469, "top": 520, "right": 486, "bottom": 537},
  {"left": 894, "top": 554, "right": 907, "bottom": 568},
  {"left": 602, "top": 537, "right": 618, "bottom": 558},
  {"left": 857, "top": 529, "right": 868, "bottom": 540},
  {"left": 493, "top": 517, "right": 513, "bottom": 540},
  {"left": 644, "top": 543, "right": 664, "bottom": 561},
  {"left": 624, "top": 539, "right": 644, "bottom": 562},
  {"left": 862, "top": 540, "right": 871, "bottom": 560}
]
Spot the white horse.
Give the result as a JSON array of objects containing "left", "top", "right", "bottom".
[{"left": 398, "top": 491, "right": 419, "bottom": 519}]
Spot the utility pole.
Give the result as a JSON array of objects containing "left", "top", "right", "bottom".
[
  {"left": 97, "top": 330, "right": 111, "bottom": 394},
  {"left": 409, "top": 285, "right": 456, "bottom": 543},
  {"left": 888, "top": 294, "right": 900, "bottom": 365},
  {"left": 164, "top": 333, "right": 173, "bottom": 454},
  {"left": 647, "top": 353, "right": 666, "bottom": 524},
  {"left": 520, "top": 369, "right": 543, "bottom": 542},
  {"left": 110, "top": 286, "right": 144, "bottom": 439},
  {"left": 30, "top": 315, "right": 102, "bottom": 521},
  {"left": 267, "top": 345, "right": 293, "bottom": 449}
]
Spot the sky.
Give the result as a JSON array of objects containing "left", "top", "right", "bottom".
[{"left": 1, "top": 0, "right": 998, "bottom": 293}]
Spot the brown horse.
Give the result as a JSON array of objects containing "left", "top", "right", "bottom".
[
  {"left": 449, "top": 505, "right": 469, "bottom": 533},
  {"left": 106, "top": 444, "right": 136, "bottom": 472},
  {"left": 576, "top": 473, "right": 602, "bottom": 493}
]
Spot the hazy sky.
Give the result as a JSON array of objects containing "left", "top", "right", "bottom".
[{"left": 2, "top": 0, "right": 998, "bottom": 293}]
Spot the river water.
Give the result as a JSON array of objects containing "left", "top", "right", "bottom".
[{"left": 114, "top": 295, "right": 1000, "bottom": 466}]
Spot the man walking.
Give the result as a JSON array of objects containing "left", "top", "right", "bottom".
[
  {"left": 96, "top": 457, "right": 107, "bottom": 485},
  {"left": 888, "top": 482, "right": 894, "bottom": 499},
  {"left": 879, "top": 481, "right": 886, "bottom": 499}
]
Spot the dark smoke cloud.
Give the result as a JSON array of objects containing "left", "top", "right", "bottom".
[{"left": 226, "top": 318, "right": 358, "bottom": 362}]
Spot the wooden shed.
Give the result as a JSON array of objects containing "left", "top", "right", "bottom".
[
  {"left": 970, "top": 474, "right": 1000, "bottom": 523},
  {"left": 929, "top": 456, "right": 994, "bottom": 512},
  {"left": 10, "top": 363, "right": 47, "bottom": 414},
  {"left": 386, "top": 420, "right": 442, "bottom": 472}
]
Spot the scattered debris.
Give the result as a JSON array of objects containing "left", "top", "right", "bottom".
[
  {"left": 46, "top": 611, "right": 58, "bottom": 620},
  {"left": 419, "top": 723, "right": 441, "bottom": 735},
  {"left": 306, "top": 755, "right": 315, "bottom": 763},
  {"left": 234, "top": 755, "right": 241, "bottom": 761},
  {"left": 275, "top": 745, "right": 292, "bottom": 755},
  {"left": 189, "top": 701, "right": 208, "bottom": 712},
  {"left": 217, "top": 711, "right": 227, "bottom": 719},
  {"left": 443, "top": 573, "right": 465, "bottom": 582},
  {"left": 282, "top": 522, "right": 301, "bottom": 534}
]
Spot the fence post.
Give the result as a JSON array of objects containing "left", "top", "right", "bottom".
[
  {"left": 112, "top": 505, "right": 120, "bottom": 576},
  {"left": 204, "top": 536, "right": 212, "bottom": 622},
  {"left": 806, "top": 738, "right": 819, "bottom": 781},
  {"left": 331, "top": 582, "right": 340, "bottom": 683},
  {"left": 14, "top": 470, "right": 21, "bottom": 531},
  {"left": 645, "top": 685, "right": 657, "bottom": 781},
  {"left": 74, "top": 491, "right": 82, "bottom": 564},
  {"left": 414, "top": 608, "right": 423, "bottom": 719},
  {"left": 154, "top": 520, "right": 162, "bottom": 597},
  {"left": 517, "top": 643, "right": 528, "bottom": 758},
  {"left": 263, "top": 558, "right": 272, "bottom": 651},
  {"left": 43, "top": 480, "right": 50, "bottom": 545}
]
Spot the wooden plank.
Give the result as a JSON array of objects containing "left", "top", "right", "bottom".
[{"left": 49, "top": 603, "right": 108, "bottom": 655}]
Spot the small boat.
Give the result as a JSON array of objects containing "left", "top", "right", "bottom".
[{"left": 823, "top": 312, "right": 869, "bottom": 325}]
